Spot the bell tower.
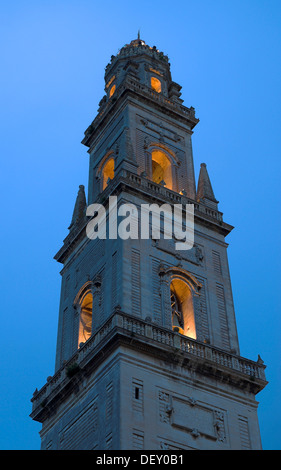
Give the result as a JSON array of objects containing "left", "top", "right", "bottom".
[{"left": 30, "top": 38, "right": 267, "bottom": 450}]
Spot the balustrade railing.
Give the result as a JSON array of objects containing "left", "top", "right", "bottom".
[
  {"left": 122, "top": 170, "right": 223, "bottom": 223},
  {"left": 31, "top": 311, "right": 266, "bottom": 413},
  {"left": 84, "top": 76, "right": 197, "bottom": 143}
]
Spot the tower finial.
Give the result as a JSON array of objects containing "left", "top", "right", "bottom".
[
  {"left": 68, "top": 184, "right": 87, "bottom": 230},
  {"left": 196, "top": 163, "right": 218, "bottom": 204},
  {"left": 138, "top": 29, "right": 140, "bottom": 40}
]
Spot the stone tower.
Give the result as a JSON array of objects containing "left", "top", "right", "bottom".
[{"left": 30, "top": 38, "right": 267, "bottom": 450}]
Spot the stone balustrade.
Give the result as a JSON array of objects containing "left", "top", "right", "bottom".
[
  {"left": 31, "top": 311, "right": 267, "bottom": 417},
  {"left": 83, "top": 76, "right": 198, "bottom": 144},
  {"left": 120, "top": 169, "right": 224, "bottom": 224}
]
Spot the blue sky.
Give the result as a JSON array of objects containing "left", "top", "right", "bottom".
[{"left": 0, "top": 0, "right": 280, "bottom": 450}]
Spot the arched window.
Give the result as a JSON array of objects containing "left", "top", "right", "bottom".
[
  {"left": 109, "top": 84, "right": 116, "bottom": 97},
  {"left": 102, "top": 157, "right": 115, "bottom": 190},
  {"left": 77, "top": 289, "right": 93, "bottom": 346},
  {"left": 170, "top": 278, "right": 196, "bottom": 339},
  {"left": 151, "top": 149, "right": 172, "bottom": 190},
  {"left": 151, "top": 76, "right": 161, "bottom": 93}
]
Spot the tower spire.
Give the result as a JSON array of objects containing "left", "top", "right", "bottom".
[
  {"left": 196, "top": 163, "right": 218, "bottom": 204},
  {"left": 68, "top": 184, "right": 87, "bottom": 230}
]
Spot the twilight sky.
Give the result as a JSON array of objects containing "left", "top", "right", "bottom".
[{"left": 0, "top": 0, "right": 280, "bottom": 450}]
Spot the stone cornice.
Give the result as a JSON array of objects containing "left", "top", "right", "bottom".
[
  {"left": 30, "top": 310, "right": 267, "bottom": 424},
  {"left": 54, "top": 169, "right": 233, "bottom": 265},
  {"left": 104, "top": 39, "right": 170, "bottom": 79},
  {"left": 82, "top": 77, "right": 199, "bottom": 149}
]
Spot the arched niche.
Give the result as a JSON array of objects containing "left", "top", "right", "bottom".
[
  {"left": 159, "top": 265, "right": 201, "bottom": 339},
  {"left": 151, "top": 149, "right": 172, "bottom": 189},
  {"left": 170, "top": 278, "right": 195, "bottom": 338},
  {"left": 74, "top": 282, "right": 93, "bottom": 347},
  {"left": 151, "top": 76, "right": 161, "bottom": 93},
  {"left": 102, "top": 157, "right": 115, "bottom": 190},
  {"left": 146, "top": 144, "right": 180, "bottom": 192},
  {"left": 96, "top": 151, "right": 116, "bottom": 192}
]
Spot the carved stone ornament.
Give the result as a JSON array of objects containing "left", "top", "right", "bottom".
[
  {"left": 195, "top": 245, "right": 204, "bottom": 264},
  {"left": 93, "top": 275, "right": 102, "bottom": 289},
  {"left": 187, "top": 396, "right": 197, "bottom": 407},
  {"left": 140, "top": 118, "right": 148, "bottom": 128},
  {"left": 143, "top": 135, "right": 150, "bottom": 149},
  {"left": 213, "top": 410, "right": 226, "bottom": 442},
  {"left": 158, "top": 262, "right": 166, "bottom": 277},
  {"left": 159, "top": 391, "right": 172, "bottom": 424},
  {"left": 190, "top": 428, "right": 200, "bottom": 438}
]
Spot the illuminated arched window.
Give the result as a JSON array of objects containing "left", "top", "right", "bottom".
[
  {"left": 151, "top": 149, "right": 173, "bottom": 190},
  {"left": 170, "top": 279, "right": 196, "bottom": 339},
  {"left": 102, "top": 157, "right": 115, "bottom": 190},
  {"left": 78, "top": 290, "right": 93, "bottom": 346},
  {"left": 109, "top": 84, "right": 116, "bottom": 97},
  {"left": 151, "top": 76, "right": 161, "bottom": 93}
]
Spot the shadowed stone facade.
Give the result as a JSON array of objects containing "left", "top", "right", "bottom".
[{"left": 30, "top": 37, "right": 267, "bottom": 450}]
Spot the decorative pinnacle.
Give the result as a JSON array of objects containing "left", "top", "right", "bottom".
[
  {"left": 197, "top": 163, "right": 218, "bottom": 203},
  {"left": 68, "top": 184, "right": 87, "bottom": 230}
]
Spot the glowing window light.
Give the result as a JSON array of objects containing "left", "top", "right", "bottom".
[
  {"left": 102, "top": 158, "right": 115, "bottom": 190},
  {"left": 151, "top": 76, "right": 161, "bottom": 93},
  {"left": 109, "top": 84, "right": 116, "bottom": 97}
]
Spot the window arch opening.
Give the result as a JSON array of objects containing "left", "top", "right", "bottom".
[
  {"left": 109, "top": 84, "right": 116, "bottom": 97},
  {"left": 151, "top": 76, "right": 161, "bottom": 93},
  {"left": 170, "top": 279, "right": 196, "bottom": 339},
  {"left": 78, "top": 291, "right": 93, "bottom": 346},
  {"left": 151, "top": 150, "right": 172, "bottom": 190},
  {"left": 102, "top": 157, "right": 115, "bottom": 190}
]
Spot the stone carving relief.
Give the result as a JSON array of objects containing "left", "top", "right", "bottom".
[
  {"left": 213, "top": 410, "right": 226, "bottom": 442},
  {"left": 151, "top": 236, "right": 205, "bottom": 268},
  {"left": 187, "top": 396, "right": 197, "bottom": 407},
  {"left": 190, "top": 429, "right": 200, "bottom": 438},
  {"left": 138, "top": 115, "right": 184, "bottom": 146},
  {"left": 195, "top": 246, "right": 204, "bottom": 265},
  {"left": 159, "top": 391, "right": 173, "bottom": 424},
  {"left": 158, "top": 389, "right": 227, "bottom": 444}
]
